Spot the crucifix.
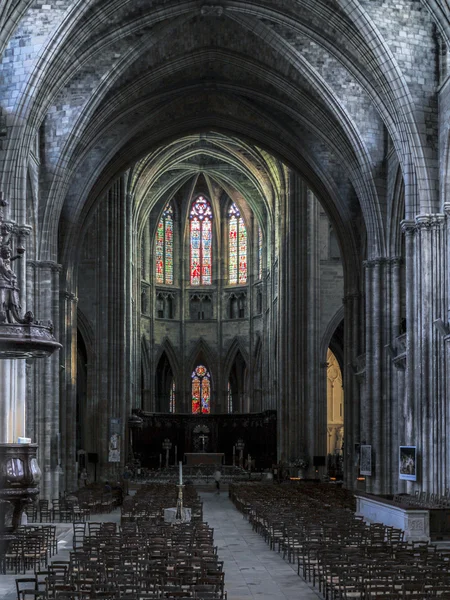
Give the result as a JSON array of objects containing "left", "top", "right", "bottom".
[{"left": 198, "top": 433, "right": 208, "bottom": 452}]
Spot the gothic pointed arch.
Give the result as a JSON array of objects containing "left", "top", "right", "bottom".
[
  {"left": 141, "top": 335, "right": 152, "bottom": 411},
  {"left": 253, "top": 335, "right": 263, "bottom": 412},
  {"left": 154, "top": 337, "right": 180, "bottom": 376},
  {"left": 390, "top": 166, "right": 406, "bottom": 258},
  {"left": 155, "top": 200, "right": 175, "bottom": 285},
  {"left": 77, "top": 308, "right": 95, "bottom": 361},
  {"left": 155, "top": 351, "right": 176, "bottom": 413},
  {"left": 224, "top": 339, "right": 249, "bottom": 413},
  {"left": 320, "top": 306, "right": 345, "bottom": 372},
  {"left": 153, "top": 338, "right": 180, "bottom": 413},
  {"left": 189, "top": 194, "right": 213, "bottom": 285},
  {"left": 188, "top": 339, "right": 216, "bottom": 413},
  {"left": 227, "top": 201, "right": 248, "bottom": 285},
  {"left": 187, "top": 339, "right": 216, "bottom": 377},
  {"left": 223, "top": 338, "right": 250, "bottom": 378}
]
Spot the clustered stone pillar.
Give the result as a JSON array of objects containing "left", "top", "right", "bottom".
[
  {"left": 362, "top": 258, "right": 403, "bottom": 494},
  {"left": 277, "top": 174, "right": 326, "bottom": 464},
  {"left": 60, "top": 290, "right": 78, "bottom": 493},
  {"left": 85, "top": 175, "right": 134, "bottom": 479},
  {"left": 342, "top": 291, "right": 362, "bottom": 489},
  {"left": 401, "top": 214, "right": 448, "bottom": 494},
  {"left": 26, "top": 260, "right": 62, "bottom": 499}
]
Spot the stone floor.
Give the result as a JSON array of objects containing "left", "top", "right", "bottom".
[
  {"left": 200, "top": 490, "right": 322, "bottom": 600},
  {"left": 0, "top": 490, "right": 322, "bottom": 600}
]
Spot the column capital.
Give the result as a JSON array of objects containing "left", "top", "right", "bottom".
[
  {"left": 415, "top": 213, "right": 445, "bottom": 230},
  {"left": 363, "top": 257, "right": 388, "bottom": 269},
  {"left": 400, "top": 219, "right": 416, "bottom": 235},
  {"left": 28, "top": 260, "right": 62, "bottom": 272},
  {"left": 402, "top": 214, "right": 446, "bottom": 233},
  {"left": 17, "top": 225, "right": 32, "bottom": 237},
  {"left": 200, "top": 5, "right": 225, "bottom": 16},
  {"left": 61, "top": 291, "right": 78, "bottom": 303}
]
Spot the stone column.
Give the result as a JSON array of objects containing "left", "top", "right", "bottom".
[
  {"left": 26, "top": 260, "right": 62, "bottom": 499},
  {"left": 91, "top": 176, "right": 133, "bottom": 479},
  {"left": 363, "top": 258, "right": 401, "bottom": 494},
  {"left": 59, "top": 290, "right": 78, "bottom": 493},
  {"left": 343, "top": 292, "right": 363, "bottom": 489},
  {"left": 401, "top": 220, "right": 416, "bottom": 493},
  {"left": 411, "top": 215, "right": 447, "bottom": 493},
  {"left": 306, "top": 190, "right": 324, "bottom": 458},
  {"left": 277, "top": 174, "right": 307, "bottom": 462},
  {"left": 0, "top": 360, "right": 26, "bottom": 443}
]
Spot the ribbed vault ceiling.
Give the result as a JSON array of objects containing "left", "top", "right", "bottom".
[
  {"left": 130, "top": 133, "right": 285, "bottom": 235},
  {"left": 0, "top": 0, "right": 447, "bottom": 270}
]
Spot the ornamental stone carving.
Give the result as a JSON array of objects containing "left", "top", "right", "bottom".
[{"left": 200, "top": 5, "right": 224, "bottom": 16}]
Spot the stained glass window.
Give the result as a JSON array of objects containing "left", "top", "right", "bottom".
[
  {"left": 192, "top": 365, "right": 211, "bottom": 414},
  {"left": 169, "top": 379, "right": 175, "bottom": 413},
  {"left": 190, "top": 196, "right": 213, "bottom": 285},
  {"left": 155, "top": 203, "right": 174, "bottom": 284},
  {"left": 258, "top": 225, "right": 262, "bottom": 281},
  {"left": 228, "top": 203, "right": 247, "bottom": 284}
]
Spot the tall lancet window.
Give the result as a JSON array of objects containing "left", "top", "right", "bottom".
[
  {"left": 190, "top": 196, "right": 213, "bottom": 285},
  {"left": 155, "top": 202, "right": 174, "bottom": 284},
  {"left": 227, "top": 381, "right": 233, "bottom": 413},
  {"left": 192, "top": 365, "right": 211, "bottom": 414},
  {"left": 169, "top": 379, "right": 176, "bottom": 413},
  {"left": 228, "top": 203, "right": 247, "bottom": 284},
  {"left": 258, "top": 225, "right": 262, "bottom": 281}
]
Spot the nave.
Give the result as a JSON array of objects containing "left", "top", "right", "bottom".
[{"left": 1, "top": 487, "right": 320, "bottom": 600}]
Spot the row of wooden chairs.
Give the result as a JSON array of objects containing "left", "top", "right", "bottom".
[
  {"left": 26, "top": 499, "right": 90, "bottom": 524},
  {"left": 14, "top": 484, "right": 225, "bottom": 599},
  {"left": 394, "top": 489, "right": 450, "bottom": 509},
  {"left": 2, "top": 525, "right": 57, "bottom": 575},
  {"left": 230, "top": 482, "right": 450, "bottom": 599}
]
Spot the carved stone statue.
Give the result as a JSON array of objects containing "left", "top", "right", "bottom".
[
  {"left": 0, "top": 194, "right": 60, "bottom": 357},
  {"left": 0, "top": 245, "right": 22, "bottom": 323}
]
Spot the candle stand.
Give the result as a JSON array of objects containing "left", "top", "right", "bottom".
[
  {"left": 163, "top": 461, "right": 191, "bottom": 524},
  {"left": 175, "top": 484, "right": 184, "bottom": 521}
]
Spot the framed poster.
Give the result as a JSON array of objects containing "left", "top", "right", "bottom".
[
  {"left": 399, "top": 446, "right": 417, "bottom": 481},
  {"left": 360, "top": 444, "right": 372, "bottom": 476}
]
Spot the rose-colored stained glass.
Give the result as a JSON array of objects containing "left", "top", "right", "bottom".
[
  {"left": 192, "top": 377, "right": 201, "bottom": 414},
  {"left": 155, "top": 203, "right": 174, "bottom": 284},
  {"left": 191, "top": 218, "right": 201, "bottom": 285},
  {"left": 165, "top": 210, "right": 173, "bottom": 285},
  {"left": 201, "top": 377, "right": 210, "bottom": 413},
  {"left": 238, "top": 222, "right": 247, "bottom": 284},
  {"left": 190, "top": 196, "right": 212, "bottom": 285},
  {"left": 191, "top": 365, "right": 211, "bottom": 414},
  {"left": 228, "top": 203, "right": 247, "bottom": 284},
  {"left": 156, "top": 219, "right": 164, "bottom": 284},
  {"left": 258, "top": 225, "right": 262, "bottom": 280},
  {"left": 202, "top": 218, "right": 212, "bottom": 285},
  {"left": 229, "top": 215, "right": 238, "bottom": 284}
]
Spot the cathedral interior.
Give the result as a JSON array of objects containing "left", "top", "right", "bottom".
[{"left": 0, "top": 0, "right": 450, "bottom": 506}]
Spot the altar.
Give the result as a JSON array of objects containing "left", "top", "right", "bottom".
[{"left": 184, "top": 453, "right": 224, "bottom": 466}]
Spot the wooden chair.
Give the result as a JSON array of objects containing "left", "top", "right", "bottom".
[{"left": 16, "top": 577, "right": 38, "bottom": 600}]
